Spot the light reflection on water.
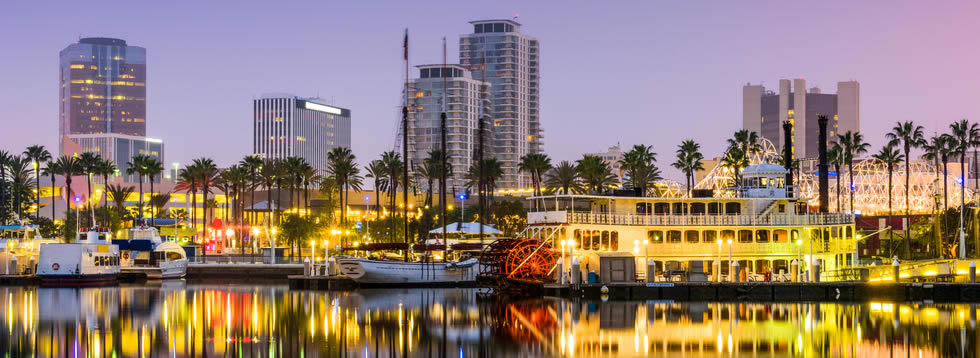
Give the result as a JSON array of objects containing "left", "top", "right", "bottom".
[{"left": 0, "top": 283, "right": 977, "bottom": 357}]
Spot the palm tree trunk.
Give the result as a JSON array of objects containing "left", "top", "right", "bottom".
[
  {"left": 51, "top": 173, "right": 56, "bottom": 220},
  {"left": 0, "top": 168, "right": 6, "bottom": 224},
  {"left": 848, "top": 163, "right": 855, "bottom": 213},
  {"left": 904, "top": 152, "right": 911, "bottom": 260},
  {"left": 250, "top": 173, "right": 256, "bottom": 226},
  {"left": 35, "top": 164, "right": 41, "bottom": 221},
  {"left": 203, "top": 182, "right": 210, "bottom": 253},
  {"left": 102, "top": 174, "right": 109, "bottom": 226},
  {"left": 943, "top": 162, "right": 949, "bottom": 211},
  {"left": 835, "top": 168, "right": 841, "bottom": 212},
  {"left": 137, "top": 176, "right": 144, "bottom": 222},
  {"left": 87, "top": 174, "right": 95, "bottom": 225},
  {"left": 148, "top": 176, "right": 155, "bottom": 222}
]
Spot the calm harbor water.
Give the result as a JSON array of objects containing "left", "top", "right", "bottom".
[{"left": 0, "top": 283, "right": 977, "bottom": 357}]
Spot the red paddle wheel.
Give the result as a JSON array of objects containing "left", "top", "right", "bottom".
[{"left": 478, "top": 238, "right": 558, "bottom": 290}]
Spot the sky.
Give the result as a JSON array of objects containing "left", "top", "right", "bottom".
[{"left": 1, "top": 1, "right": 979, "bottom": 181}]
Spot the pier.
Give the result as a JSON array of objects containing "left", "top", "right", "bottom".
[{"left": 545, "top": 282, "right": 980, "bottom": 303}]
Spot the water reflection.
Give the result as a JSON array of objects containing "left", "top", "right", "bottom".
[{"left": 0, "top": 284, "right": 978, "bottom": 357}]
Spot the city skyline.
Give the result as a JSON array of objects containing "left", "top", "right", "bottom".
[{"left": 2, "top": 1, "right": 980, "bottom": 181}]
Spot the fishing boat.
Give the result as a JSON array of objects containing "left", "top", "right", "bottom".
[
  {"left": 338, "top": 256, "right": 479, "bottom": 285},
  {"left": 115, "top": 226, "right": 188, "bottom": 279},
  {"left": 36, "top": 227, "right": 120, "bottom": 285}
]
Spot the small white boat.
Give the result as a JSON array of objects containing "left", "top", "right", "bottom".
[
  {"left": 36, "top": 228, "right": 120, "bottom": 285},
  {"left": 116, "top": 226, "right": 187, "bottom": 279},
  {"left": 0, "top": 223, "right": 58, "bottom": 275},
  {"left": 338, "top": 257, "right": 480, "bottom": 285}
]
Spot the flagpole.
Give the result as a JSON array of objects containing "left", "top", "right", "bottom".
[{"left": 403, "top": 29, "right": 411, "bottom": 262}]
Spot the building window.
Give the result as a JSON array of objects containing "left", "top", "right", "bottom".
[
  {"left": 686, "top": 230, "right": 699, "bottom": 243},
  {"left": 667, "top": 230, "right": 682, "bottom": 243},
  {"left": 648, "top": 230, "right": 663, "bottom": 244},
  {"left": 738, "top": 230, "right": 752, "bottom": 243}
]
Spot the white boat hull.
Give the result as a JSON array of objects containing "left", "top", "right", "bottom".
[
  {"left": 36, "top": 243, "right": 120, "bottom": 283},
  {"left": 338, "top": 258, "right": 480, "bottom": 284}
]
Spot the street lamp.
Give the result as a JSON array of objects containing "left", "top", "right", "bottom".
[
  {"left": 716, "top": 239, "right": 722, "bottom": 282},
  {"left": 323, "top": 239, "right": 330, "bottom": 276},
  {"left": 270, "top": 227, "right": 278, "bottom": 264},
  {"left": 727, "top": 239, "right": 734, "bottom": 282}
]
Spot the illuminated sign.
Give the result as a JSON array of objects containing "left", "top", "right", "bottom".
[{"left": 303, "top": 101, "right": 342, "bottom": 115}]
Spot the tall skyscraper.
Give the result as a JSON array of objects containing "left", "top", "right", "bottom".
[
  {"left": 59, "top": 37, "right": 162, "bottom": 183},
  {"left": 406, "top": 64, "right": 491, "bottom": 191},
  {"left": 252, "top": 94, "right": 351, "bottom": 173},
  {"left": 743, "top": 79, "right": 859, "bottom": 159},
  {"left": 460, "top": 19, "right": 541, "bottom": 189}
]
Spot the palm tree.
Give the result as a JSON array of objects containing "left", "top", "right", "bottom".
[
  {"left": 105, "top": 183, "right": 136, "bottom": 218},
  {"left": 466, "top": 158, "right": 504, "bottom": 206},
  {"left": 950, "top": 118, "right": 980, "bottom": 256},
  {"left": 240, "top": 155, "right": 263, "bottom": 226},
  {"left": 95, "top": 159, "right": 117, "bottom": 226},
  {"left": 192, "top": 157, "right": 220, "bottom": 244},
  {"left": 365, "top": 160, "right": 387, "bottom": 214},
  {"left": 77, "top": 152, "right": 101, "bottom": 224},
  {"left": 671, "top": 140, "right": 704, "bottom": 196},
  {"left": 143, "top": 158, "right": 164, "bottom": 221},
  {"left": 519, "top": 153, "right": 552, "bottom": 197},
  {"left": 42, "top": 161, "right": 61, "bottom": 221},
  {"left": 7, "top": 156, "right": 34, "bottom": 220},
  {"left": 54, "top": 155, "right": 83, "bottom": 213},
  {"left": 148, "top": 192, "right": 172, "bottom": 217},
  {"left": 923, "top": 134, "right": 955, "bottom": 210},
  {"left": 544, "top": 160, "right": 581, "bottom": 194},
  {"left": 23, "top": 145, "right": 51, "bottom": 221},
  {"left": 126, "top": 155, "right": 149, "bottom": 220},
  {"left": 886, "top": 121, "right": 926, "bottom": 259},
  {"left": 423, "top": 150, "right": 451, "bottom": 207},
  {"left": 873, "top": 143, "right": 905, "bottom": 257},
  {"left": 828, "top": 143, "right": 844, "bottom": 212},
  {"left": 380, "top": 151, "right": 402, "bottom": 242},
  {"left": 259, "top": 158, "right": 280, "bottom": 220},
  {"left": 328, "top": 147, "right": 361, "bottom": 234},
  {"left": 618, "top": 145, "right": 660, "bottom": 196},
  {"left": 725, "top": 130, "right": 762, "bottom": 191},
  {"left": 283, "top": 156, "right": 307, "bottom": 210},
  {"left": 837, "top": 131, "right": 870, "bottom": 213},
  {"left": 576, "top": 154, "right": 618, "bottom": 194},
  {"left": 176, "top": 165, "right": 200, "bottom": 232},
  {"left": 0, "top": 150, "right": 10, "bottom": 223},
  {"left": 300, "top": 164, "right": 318, "bottom": 212}
]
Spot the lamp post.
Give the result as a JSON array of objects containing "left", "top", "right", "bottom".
[
  {"left": 364, "top": 195, "right": 371, "bottom": 241},
  {"left": 727, "top": 239, "right": 734, "bottom": 282},
  {"left": 796, "top": 238, "right": 803, "bottom": 282},
  {"left": 716, "top": 239, "right": 722, "bottom": 282},
  {"left": 323, "top": 239, "right": 330, "bottom": 276},
  {"left": 73, "top": 196, "right": 81, "bottom": 236},
  {"left": 270, "top": 227, "right": 278, "bottom": 264}
]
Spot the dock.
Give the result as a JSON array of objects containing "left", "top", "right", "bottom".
[
  {"left": 186, "top": 263, "right": 303, "bottom": 280},
  {"left": 545, "top": 282, "right": 980, "bottom": 302},
  {"left": 287, "top": 275, "right": 480, "bottom": 290}
]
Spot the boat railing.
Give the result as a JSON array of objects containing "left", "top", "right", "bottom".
[{"left": 545, "top": 211, "right": 853, "bottom": 226}]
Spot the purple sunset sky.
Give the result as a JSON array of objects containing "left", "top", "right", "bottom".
[{"left": 1, "top": 1, "right": 979, "bottom": 181}]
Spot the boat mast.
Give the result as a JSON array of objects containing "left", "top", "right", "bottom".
[
  {"left": 478, "top": 51, "right": 486, "bottom": 244},
  {"left": 441, "top": 37, "right": 449, "bottom": 260},
  {"left": 403, "top": 29, "right": 411, "bottom": 262}
]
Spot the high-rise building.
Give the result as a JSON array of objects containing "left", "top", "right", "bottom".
[
  {"left": 460, "top": 19, "right": 541, "bottom": 189},
  {"left": 63, "top": 134, "right": 164, "bottom": 183},
  {"left": 406, "top": 64, "right": 491, "bottom": 191},
  {"left": 252, "top": 94, "right": 351, "bottom": 173},
  {"left": 743, "top": 79, "right": 859, "bottom": 159},
  {"left": 59, "top": 37, "right": 147, "bottom": 155}
]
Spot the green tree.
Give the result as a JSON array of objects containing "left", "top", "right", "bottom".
[
  {"left": 7, "top": 156, "right": 35, "bottom": 220},
  {"left": 77, "top": 152, "right": 101, "bottom": 224},
  {"left": 94, "top": 159, "right": 117, "bottom": 226},
  {"left": 42, "top": 161, "right": 62, "bottom": 220},
  {"left": 240, "top": 155, "right": 264, "bottom": 226},
  {"left": 143, "top": 157, "right": 164, "bottom": 219},
  {"left": 0, "top": 150, "right": 10, "bottom": 223},
  {"left": 365, "top": 159, "right": 387, "bottom": 214},
  {"left": 950, "top": 119, "right": 980, "bottom": 256},
  {"left": 23, "top": 145, "right": 51, "bottom": 221},
  {"left": 828, "top": 142, "right": 844, "bottom": 212},
  {"left": 724, "top": 130, "right": 762, "bottom": 192},
  {"left": 519, "top": 153, "right": 552, "bottom": 197},
  {"left": 544, "top": 160, "right": 581, "bottom": 195},
  {"left": 886, "top": 121, "right": 926, "bottom": 259},
  {"left": 191, "top": 157, "right": 220, "bottom": 244},
  {"left": 671, "top": 140, "right": 704, "bottom": 196},
  {"left": 577, "top": 155, "right": 618, "bottom": 194},
  {"left": 923, "top": 134, "right": 955, "bottom": 211},
  {"left": 279, "top": 213, "right": 318, "bottom": 258},
  {"left": 125, "top": 154, "right": 150, "bottom": 220},
  {"left": 873, "top": 143, "right": 905, "bottom": 257},
  {"left": 837, "top": 131, "right": 870, "bottom": 213}
]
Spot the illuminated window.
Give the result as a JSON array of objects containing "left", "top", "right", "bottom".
[{"left": 70, "top": 64, "right": 84, "bottom": 69}]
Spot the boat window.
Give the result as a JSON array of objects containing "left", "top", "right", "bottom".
[
  {"left": 791, "top": 230, "right": 800, "bottom": 243},
  {"left": 591, "top": 231, "right": 601, "bottom": 250},
  {"left": 636, "top": 203, "right": 651, "bottom": 215},
  {"left": 667, "top": 230, "right": 682, "bottom": 243},
  {"left": 648, "top": 230, "right": 663, "bottom": 244},
  {"left": 610, "top": 231, "right": 618, "bottom": 251},
  {"left": 654, "top": 203, "right": 670, "bottom": 215},
  {"left": 756, "top": 230, "right": 769, "bottom": 243},
  {"left": 167, "top": 252, "right": 183, "bottom": 261},
  {"left": 846, "top": 226, "right": 853, "bottom": 239},
  {"left": 704, "top": 230, "right": 717, "bottom": 244},
  {"left": 707, "top": 203, "right": 720, "bottom": 215},
  {"left": 773, "top": 230, "right": 788, "bottom": 243},
  {"left": 690, "top": 203, "right": 706, "bottom": 215},
  {"left": 574, "top": 230, "right": 583, "bottom": 250},
  {"left": 725, "top": 202, "right": 741, "bottom": 214},
  {"left": 672, "top": 203, "right": 687, "bottom": 215},
  {"left": 721, "top": 230, "right": 734, "bottom": 243},
  {"left": 738, "top": 230, "right": 752, "bottom": 243},
  {"left": 760, "top": 177, "right": 768, "bottom": 187},
  {"left": 601, "top": 231, "right": 609, "bottom": 250},
  {"left": 686, "top": 230, "right": 699, "bottom": 243}
]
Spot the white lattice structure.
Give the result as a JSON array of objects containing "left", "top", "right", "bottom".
[{"left": 692, "top": 138, "right": 973, "bottom": 215}]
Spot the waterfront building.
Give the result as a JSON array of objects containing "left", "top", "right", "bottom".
[
  {"left": 406, "top": 65, "right": 491, "bottom": 191},
  {"left": 63, "top": 133, "right": 164, "bottom": 183},
  {"left": 742, "top": 79, "right": 859, "bottom": 159},
  {"left": 527, "top": 164, "right": 858, "bottom": 283},
  {"left": 59, "top": 37, "right": 147, "bottom": 155},
  {"left": 252, "top": 94, "right": 351, "bottom": 173},
  {"left": 460, "top": 19, "right": 542, "bottom": 189}
]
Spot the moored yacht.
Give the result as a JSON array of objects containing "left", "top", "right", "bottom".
[
  {"left": 115, "top": 226, "right": 187, "bottom": 279},
  {"left": 36, "top": 228, "right": 120, "bottom": 285},
  {"left": 338, "top": 256, "right": 479, "bottom": 285}
]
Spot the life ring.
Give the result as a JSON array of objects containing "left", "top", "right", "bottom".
[
  {"left": 52, "top": 263, "right": 60, "bottom": 271},
  {"left": 122, "top": 251, "right": 130, "bottom": 260}
]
